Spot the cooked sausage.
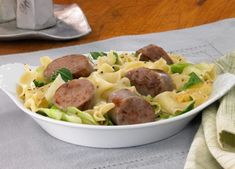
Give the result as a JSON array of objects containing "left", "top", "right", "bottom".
[
  {"left": 108, "top": 89, "right": 155, "bottom": 125},
  {"left": 126, "top": 67, "right": 175, "bottom": 97},
  {"left": 137, "top": 44, "right": 173, "bottom": 64},
  {"left": 44, "top": 54, "right": 94, "bottom": 79},
  {"left": 53, "top": 79, "right": 95, "bottom": 110}
]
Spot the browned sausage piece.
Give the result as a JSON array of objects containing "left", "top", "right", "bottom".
[
  {"left": 44, "top": 54, "right": 94, "bottom": 79},
  {"left": 126, "top": 67, "right": 175, "bottom": 97},
  {"left": 53, "top": 79, "right": 95, "bottom": 110},
  {"left": 108, "top": 89, "right": 155, "bottom": 125},
  {"left": 137, "top": 44, "right": 173, "bottom": 64}
]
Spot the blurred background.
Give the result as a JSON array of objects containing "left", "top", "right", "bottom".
[{"left": 0, "top": 0, "right": 235, "bottom": 55}]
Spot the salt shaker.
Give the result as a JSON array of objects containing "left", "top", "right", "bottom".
[
  {"left": 0, "top": 0, "right": 16, "bottom": 23},
  {"left": 16, "top": 0, "right": 56, "bottom": 30}
]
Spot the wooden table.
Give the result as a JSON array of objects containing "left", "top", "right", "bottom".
[{"left": 0, "top": 0, "right": 235, "bottom": 55}]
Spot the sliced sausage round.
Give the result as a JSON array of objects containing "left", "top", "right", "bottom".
[
  {"left": 53, "top": 79, "right": 95, "bottom": 110},
  {"left": 126, "top": 67, "right": 175, "bottom": 97},
  {"left": 44, "top": 54, "right": 94, "bottom": 79},
  {"left": 137, "top": 44, "right": 173, "bottom": 64},
  {"left": 108, "top": 89, "right": 155, "bottom": 125}
]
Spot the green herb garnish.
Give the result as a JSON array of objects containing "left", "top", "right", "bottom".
[
  {"left": 33, "top": 80, "right": 46, "bottom": 87},
  {"left": 113, "top": 52, "right": 119, "bottom": 64},
  {"left": 159, "top": 101, "right": 195, "bottom": 119},
  {"left": 90, "top": 52, "right": 107, "bottom": 60},
  {"left": 175, "top": 101, "right": 195, "bottom": 115},
  {"left": 180, "top": 72, "right": 203, "bottom": 91},
  {"left": 50, "top": 68, "right": 73, "bottom": 82},
  {"left": 159, "top": 113, "right": 171, "bottom": 119},
  {"left": 171, "top": 63, "right": 191, "bottom": 73},
  {"left": 104, "top": 114, "right": 114, "bottom": 126}
]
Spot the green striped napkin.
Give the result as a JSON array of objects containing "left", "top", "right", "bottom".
[{"left": 184, "top": 53, "right": 235, "bottom": 169}]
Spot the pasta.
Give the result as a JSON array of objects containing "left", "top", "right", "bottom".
[
  {"left": 17, "top": 51, "right": 216, "bottom": 125},
  {"left": 85, "top": 102, "right": 115, "bottom": 122},
  {"left": 155, "top": 91, "right": 194, "bottom": 115},
  {"left": 45, "top": 74, "right": 65, "bottom": 102}
]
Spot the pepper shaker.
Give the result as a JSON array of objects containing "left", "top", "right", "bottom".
[{"left": 16, "top": 0, "right": 56, "bottom": 30}]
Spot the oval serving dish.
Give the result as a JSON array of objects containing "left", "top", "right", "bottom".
[{"left": 0, "top": 58, "right": 235, "bottom": 148}]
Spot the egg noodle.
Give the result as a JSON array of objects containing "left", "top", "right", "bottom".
[{"left": 17, "top": 51, "right": 216, "bottom": 125}]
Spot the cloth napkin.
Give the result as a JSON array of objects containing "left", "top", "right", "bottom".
[{"left": 184, "top": 53, "right": 235, "bottom": 169}]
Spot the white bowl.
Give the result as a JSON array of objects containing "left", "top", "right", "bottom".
[{"left": 0, "top": 63, "right": 235, "bottom": 148}]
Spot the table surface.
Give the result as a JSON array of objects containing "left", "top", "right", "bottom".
[{"left": 0, "top": 0, "right": 235, "bottom": 55}]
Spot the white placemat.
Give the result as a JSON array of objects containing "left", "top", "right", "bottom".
[{"left": 1, "top": 18, "right": 235, "bottom": 169}]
